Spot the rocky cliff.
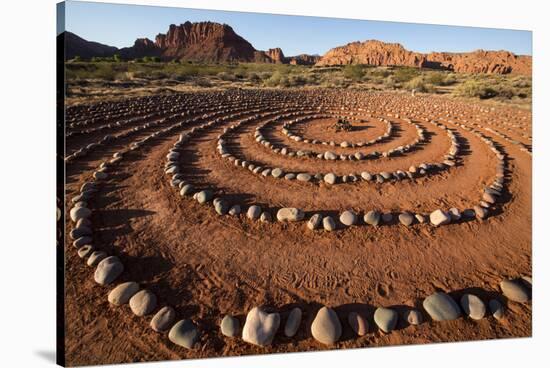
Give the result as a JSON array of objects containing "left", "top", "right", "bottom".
[{"left": 316, "top": 39, "right": 531, "bottom": 75}]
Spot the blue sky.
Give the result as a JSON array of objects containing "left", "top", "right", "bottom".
[{"left": 63, "top": 0, "right": 532, "bottom": 56}]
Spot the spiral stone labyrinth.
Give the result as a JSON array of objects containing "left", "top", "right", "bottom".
[{"left": 63, "top": 89, "right": 532, "bottom": 364}]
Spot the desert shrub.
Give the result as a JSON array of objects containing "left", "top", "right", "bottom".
[
  {"left": 404, "top": 77, "right": 428, "bottom": 92},
  {"left": 368, "top": 67, "right": 391, "bottom": 78},
  {"left": 393, "top": 67, "right": 419, "bottom": 82},
  {"left": 425, "top": 72, "right": 446, "bottom": 86},
  {"left": 194, "top": 78, "right": 212, "bottom": 87},
  {"left": 453, "top": 80, "right": 497, "bottom": 99},
  {"left": 72, "top": 55, "right": 81, "bottom": 62},
  {"left": 247, "top": 72, "right": 261, "bottom": 83},
  {"left": 442, "top": 74, "right": 457, "bottom": 85},
  {"left": 384, "top": 75, "right": 398, "bottom": 88},
  {"left": 113, "top": 54, "right": 121, "bottom": 62},
  {"left": 264, "top": 71, "right": 285, "bottom": 87},
  {"left": 217, "top": 72, "right": 236, "bottom": 81},
  {"left": 343, "top": 64, "right": 365, "bottom": 81},
  {"left": 288, "top": 75, "right": 307, "bottom": 86}
]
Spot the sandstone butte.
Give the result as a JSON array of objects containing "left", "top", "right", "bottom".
[{"left": 315, "top": 39, "right": 531, "bottom": 76}]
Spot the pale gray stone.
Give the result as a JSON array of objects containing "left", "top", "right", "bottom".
[
  {"left": 423, "top": 292, "right": 461, "bottom": 321},
  {"left": 129, "top": 290, "right": 157, "bottom": 316},
  {"left": 311, "top": 306, "right": 342, "bottom": 345},
  {"left": 221, "top": 315, "right": 240, "bottom": 337},
  {"left": 284, "top": 307, "right": 302, "bottom": 337},
  {"left": 169, "top": 319, "right": 199, "bottom": 349},
  {"left": 150, "top": 306, "right": 176, "bottom": 332},
  {"left": 242, "top": 307, "right": 280, "bottom": 346},
  {"left": 374, "top": 307, "right": 398, "bottom": 333},
  {"left": 94, "top": 256, "right": 124, "bottom": 285},
  {"left": 108, "top": 282, "right": 139, "bottom": 306}
]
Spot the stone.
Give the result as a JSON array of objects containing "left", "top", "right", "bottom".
[
  {"left": 361, "top": 172, "right": 373, "bottom": 181},
  {"left": 150, "top": 306, "right": 176, "bottom": 332},
  {"left": 277, "top": 208, "right": 305, "bottom": 222},
  {"left": 324, "top": 173, "right": 337, "bottom": 185},
  {"left": 364, "top": 210, "right": 381, "bottom": 226},
  {"left": 324, "top": 151, "right": 337, "bottom": 160},
  {"left": 260, "top": 212, "right": 272, "bottom": 222},
  {"left": 374, "top": 307, "right": 398, "bottom": 333},
  {"left": 169, "top": 319, "right": 199, "bottom": 349},
  {"left": 129, "top": 290, "right": 157, "bottom": 316},
  {"left": 70, "top": 226, "right": 92, "bottom": 240},
  {"left": 449, "top": 208, "right": 461, "bottom": 221},
  {"left": 108, "top": 282, "right": 140, "bottom": 306},
  {"left": 348, "top": 312, "right": 368, "bottom": 336},
  {"left": 398, "top": 212, "right": 414, "bottom": 226},
  {"left": 180, "top": 184, "right": 195, "bottom": 196},
  {"left": 382, "top": 213, "right": 393, "bottom": 223},
  {"left": 415, "top": 214, "right": 426, "bottom": 224},
  {"left": 247, "top": 205, "right": 262, "bottom": 220},
  {"left": 430, "top": 209, "right": 451, "bottom": 226},
  {"left": 311, "top": 306, "right": 342, "bottom": 345},
  {"left": 87, "top": 251, "right": 107, "bottom": 267},
  {"left": 460, "top": 294, "right": 486, "bottom": 320},
  {"left": 70, "top": 206, "right": 91, "bottom": 222},
  {"left": 323, "top": 216, "right": 336, "bottom": 231},
  {"left": 94, "top": 256, "right": 124, "bottom": 285},
  {"left": 220, "top": 315, "right": 240, "bottom": 337},
  {"left": 284, "top": 307, "right": 302, "bottom": 337},
  {"left": 284, "top": 173, "right": 296, "bottom": 180},
  {"left": 73, "top": 236, "right": 92, "bottom": 248},
  {"left": 489, "top": 299, "right": 505, "bottom": 319},
  {"left": 242, "top": 307, "right": 280, "bottom": 346},
  {"left": 297, "top": 173, "right": 312, "bottom": 182},
  {"left": 213, "top": 198, "right": 229, "bottom": 215},
  {"left": 339, "top": 210, "right": 357, "bottom": 226},
  {"left": 271, "top": 168, "right": 284, "bottom": 178},
  {"left": 403, "top": 309, "right": 423, "bottom": 325},
  {"left": 228, "top": 205, "right": 241, "bottom": 216},
  {"left": 423, "top": 292, "right": 461, "bottom": 321},
  {"left": 500, "top": 279, "right": 530, "bottom": 302},
  {"left": 77, "top": 245, "right": 93, "bottom": 258},
  {"left": 482, "top": 192, "right": 496, "bottom": 204},
  {"left": 196, "top": 190, "right": 214, "bottom": 204},
  {"left": 474, "top": 205, "right": 488, "bottom": 219},
  {"left": 307, "top": 214, "right": 323, "bottom": 230}
]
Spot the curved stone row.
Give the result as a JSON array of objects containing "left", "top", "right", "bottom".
[
  {"left": 281, "top": 113, "right": 393, "bottom": 148},
  {"left": 258, "top": 114, "right": 427, "bottom": 161},
  {"left": 235, "top": 279, "right": 530, "bottom": 347},
  {"left": 165, "top": 113, "right": 505, "bottom": 228},
  {"left": 215, "top": 113, "right": 460, "bottom": 186},
  {"left": 65, "top": 96, "right": 295, "bottom": 163},
  {"left": 68, "top": 130, "right": 529, "bottom": 352}
]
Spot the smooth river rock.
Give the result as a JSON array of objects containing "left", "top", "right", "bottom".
[
  {"left": 242, "top": 307, "right": 280, "bottom": 346},
  {"left": 311, "top": 306, "right": 342, "bottom": 345},
  {"left": 276, "top": 208, "right": 305, "bottom": 222},
  {"left": 169, "top": 319, "right": 199, "bottom": 349},
  {"left": 374, "top": 307, "right": 398, "bottom": 333},
  {"left": 323, "top": 216, "right": 336, "bottom": 231},
  {"left": 108, "top": 281, "right": 140, "bottom": 305},
  {"left": 94, "top": 256, "right": 124, "bottom": 285},
  {"left": 129, "top": 290, "right": 157, "bottom": 316},
  {"left": 284, "top": 307, "right": 302, "bottom": 337},
  {"left": 500, "top": 279, "right": 530, "bottom": 302},
  {"left": 429, "top": 209, "right": 451, "bottom": 226},
  {"left": 460, "top": 294, "right": 486, "bottom": 320},
  {"left": 150, "top": 306, "right": 176, "bottom": 332},
  {"left": 220, "top": 315, "right": 240, "bottom": 337},
  {"left": 348, "top": 312, "right": 368, "bottom": 336},
  {"left": 423, "top": 292, "right": 461, "bottom": 321}
]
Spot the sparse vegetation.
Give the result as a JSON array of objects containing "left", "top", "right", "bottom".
[{"left": 64, "top": 61, "right": 531, "bottom": 107}]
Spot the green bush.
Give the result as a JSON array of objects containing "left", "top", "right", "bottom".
[
  {"left": 343, "top": 64, "right": 365, "bottom": 81},
  {"left": 393, "top": 67, "right": 419, "bottom": 82},
  {"left": 453, "top": 80, "right": 497, "bottom": 99}
]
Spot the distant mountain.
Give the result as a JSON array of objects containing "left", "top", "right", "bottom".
[
  {"left": 62, "top": 22, "right": 319, "bottom": 65},
  {"left": 63, "top": 32, "right": 118, "bottom": 60},
  {"left": 62, "top": 22, "right": 532, "bottom": 75},
  {"left": 316, "top": 39, "right": 531, "bottom": 76}
]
